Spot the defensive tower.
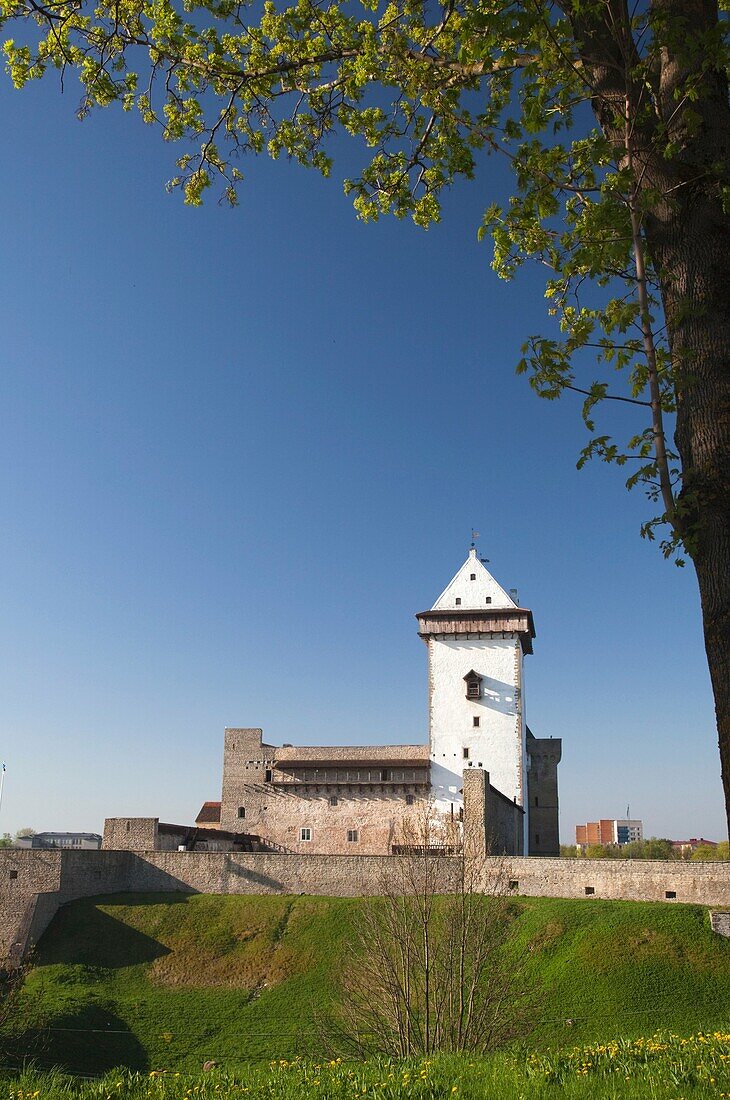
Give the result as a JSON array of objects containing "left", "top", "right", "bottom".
[{"left": 417, "top": 547, "right": 535, "bottom": 847}]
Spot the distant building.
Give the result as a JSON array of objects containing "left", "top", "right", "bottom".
[
  {"left": 576, "top": 819, "right": 643, "bottom": 847},
  {"left": 672, "top": 837, "right": 717, "bottom": 855},
  {"left": 15, "top": 832, "right": 102, "bottom": 850}
]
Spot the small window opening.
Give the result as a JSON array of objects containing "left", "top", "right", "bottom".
[
  {"left": 380, "top": 769, "right": 391, "bottom": 782},
  {"left": 347, "top": 829, "right": 359, "bottom": 843},
  {"left": 264, "top": 769, "right": 272, "bottom": 782},
  {"left": 126, "top": 821, "right": 131, "bottom": 832},
  {"left": 450, "top": 802, "right": 454, "bottom": 817},
  {"left": 585, "top": 886, "right": 595, "bottom": 895},
  {"left": 535, "top": 833, "right": 540, "bottom": 844},
  {"left": 238, "top": 806, "right": 246, "bottom": 819},
  {"left": 406, "top": 794, "right": 414, "bottom": 805},
  {"left": 463, "top": 747, "right": 470, "bottom": 759},
  {"left": 329, "top": 795, "right": 338, "bottom": 807},
  {"left": 459, "top": 806, "right": 464, "bottom": 821},
  {"left": 470, "top": 573, "right": 476, "bottom": 581},
  {"left": 485, "top": 596, "right": 492, "bottom": 604},
  {"left": 300, "top": 827, "right": 312, "bottom": 842},
  {"left": 508, "top": 880, "right": 519, "bottom": 891},
  {"left": 473, "top": 716, "right": 480, "bottom": 728},
  {"left": 455, "top": 597, "right": 462, "bottom": 606},
  {"left": 534, "top": 796, "right": 539, "bottom": 807},
  {"left": 9, "top": 870, "right": 18, "bottom": 880},
  {"left": 665, "top": 890, "right": 676, "bottom": 899}
]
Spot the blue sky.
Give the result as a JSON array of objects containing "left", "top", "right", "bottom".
[{"left": 0, "top": 76, "right": 723, "bottom": 843}]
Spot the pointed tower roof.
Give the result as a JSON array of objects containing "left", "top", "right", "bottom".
[
  {"left": 416, "top": 548, "right": 535, "bottom": 653},
  {"left": 431, "top": 547, "right": 518, "bottom": 611}
]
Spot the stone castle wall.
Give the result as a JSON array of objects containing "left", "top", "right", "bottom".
[
  {"left": 2, "top": 847, "right": 729, "bottom": 966},
  {"left": 219, "top": 728, "right": 431, "bottom": 854}
]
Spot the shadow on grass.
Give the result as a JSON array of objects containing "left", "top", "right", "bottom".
[
  {"left": 37, "top": 902, "right": 175, "bottom": 970},
  {"left": 9, "top": 1004, "right": 149, "bottom": 1074}
]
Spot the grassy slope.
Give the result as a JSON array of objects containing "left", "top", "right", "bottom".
[{"left": 16, "top": 893, "right": 730, "bottom": 1074}]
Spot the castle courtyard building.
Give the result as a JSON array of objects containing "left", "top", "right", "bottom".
[{"left": 213, "top": 550, "right": 561, "bottom": 857}]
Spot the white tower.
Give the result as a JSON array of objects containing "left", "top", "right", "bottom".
[{"left": 416, "top": 548, "right": 535, "bottom": 834}]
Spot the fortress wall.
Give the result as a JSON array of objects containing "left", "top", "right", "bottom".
[
  {"left": 103, "top": 818, "right": 159, "bottom": 851},
  {"left": 1, "top": 848, "right": 729, "bottom": 964},
  {"left": 492, "top": 856, "right": 730, "bottom": 905}
]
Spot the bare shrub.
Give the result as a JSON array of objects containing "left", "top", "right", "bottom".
[{"left": 332, "top": 807, "right": 540, "bottom": 1057}]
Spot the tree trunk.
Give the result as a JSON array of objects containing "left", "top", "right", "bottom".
[
  {"left": 647, "top": 187, "right": 730, "bottom": 841},
  {"left": 645, "top": 0, "right": 730, "bottom": 839},
  {"left": 568, "top": 0, "right": 730, "bottom": 838}
]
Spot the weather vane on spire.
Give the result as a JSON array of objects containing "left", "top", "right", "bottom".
[{"left": 471, "top": 529, "right": 490, "bottom": 563}]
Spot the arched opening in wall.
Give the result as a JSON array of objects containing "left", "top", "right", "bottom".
[{"left": 238, "top": 807, "right": 246, "bottom": 819}]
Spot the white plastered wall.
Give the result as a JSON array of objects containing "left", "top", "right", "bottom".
[
  {"left": 428, "top": 635, "right": 526, "bottom": 816},
  {"left": 431, "top": 548, "right": 519, "bottom": 611}
]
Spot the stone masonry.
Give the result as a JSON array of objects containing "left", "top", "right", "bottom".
[{"left": 2, "top": 846, "right": 729, "bottom": 967}]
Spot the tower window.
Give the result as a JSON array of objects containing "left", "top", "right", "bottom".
[
  {"left": 473, "top": 716, "right": 480, "bottom": 728},
  {"left": 485, "top": 596, "right": 492, "bottom": 604},
  {"left": 464, "top": 670, "right": 482, "bottom": 700},
  {"left": 455, "top": 597, "right": 462, "bottom": 606},
  {"left": 463, "top": 747, "right": 469, "bottom": 759},
  {"left": 300, "top": 827, "right": 312, "bottom": 842},
  {"left": 238, "top": 807, "right": 246, "bottom": 819},
  {"left": 470, "top": 573, "right": 476, "bottom": 581},
  {"left": 347, "top": 829, "right": 359, "bottom": 843}
]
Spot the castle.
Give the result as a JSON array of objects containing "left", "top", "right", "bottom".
[
  {"left": 197, "top": 548, "right": 562, "bottom": 857},
  {"left": 5, "top": 550, "right": 728, "bottom": 971}
]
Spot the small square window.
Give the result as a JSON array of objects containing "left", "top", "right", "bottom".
[
  {"left": 405, "top": 794, "right": 414, "bottom": 805},
  {"left": 470, "top": 573, "right": 476, "bottom": 581},
  {"left": 665, "top": 890, "right": 676, "bottom": 899},
  {"left": 237, "top": 807, "right": 246, "bottom": 819},
  {"left": 329, "top": 795, "right": 338, "bottom": 807},
  {"left": 455, "top": 597, "right": 462, "bottom": 606},
  {"left": 473, "top": 716, "right": 480, "bottom": 728},
  {"left": 509, "top": 880, "right": 519, "bottom": 891},
  {"left": 347, "top": 829, "right": 359, "bottom": 843},
  {"left": 485, "top": 596, "right": 492, "bottom": 604},
  {"left": 585, "top": 886, "right": 595, "bottom": 895},
  {"left": 300, "top": 827, "right": 312, "bottom": 842},
  {"left": 463, "top": 747, "right": 469, "bottom": 759},
  {"left": 9, "top": 870, "right": 18, "bottom": 880}
]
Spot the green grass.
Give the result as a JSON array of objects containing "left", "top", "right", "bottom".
[
  {"left": 3, "top": 1032, "right": 730, "bottom": 1099},
  {"left": 9, "top": 893, "right": 730, "bottom": 1075}
]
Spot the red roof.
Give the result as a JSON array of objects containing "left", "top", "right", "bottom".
[{"left": 195, "top": 801, "right": 221, "bottom": 824}]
